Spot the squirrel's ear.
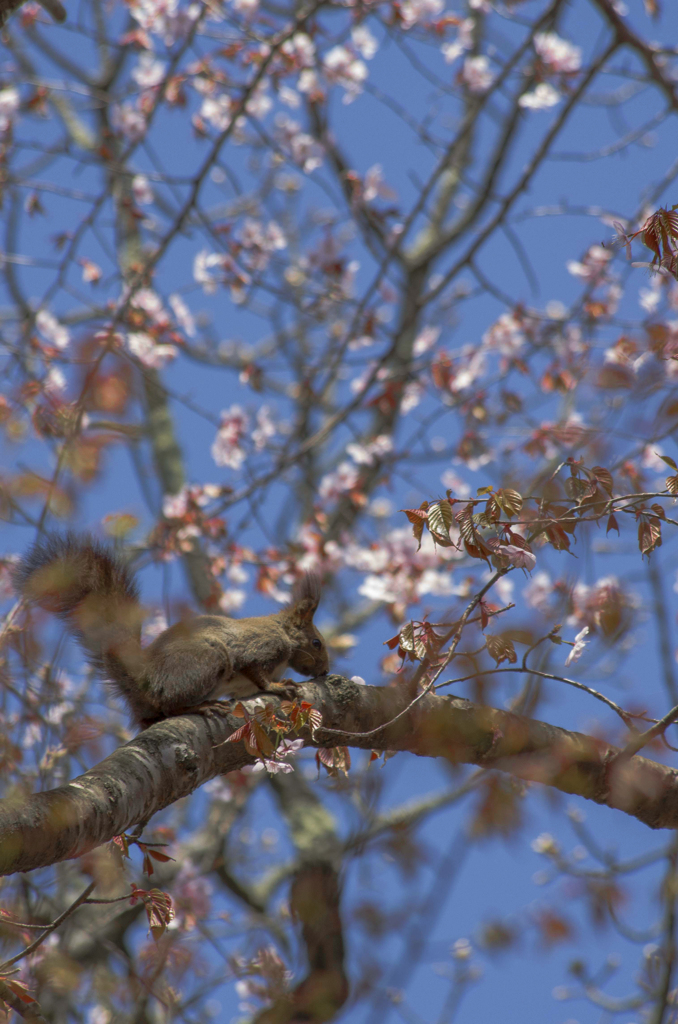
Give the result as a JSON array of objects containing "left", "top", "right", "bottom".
[{"left": 287, "top": 573, "right": 321, "bottom": 623}]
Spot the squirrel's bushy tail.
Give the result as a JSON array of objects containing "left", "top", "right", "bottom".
[{"left": 13, "top": 533, "right": 145, "bottom": 683}]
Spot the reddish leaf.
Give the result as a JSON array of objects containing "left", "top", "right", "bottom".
[
  {"left": 606, "top": 514, "right": 620, "bottom": 536},
  {"left": 129, "top": 886, "right": 175, "bottom": 941},
  {"left": 401, "top": 506, "right": 428, "bottom": 549},
  {"left": 4, "top": 980, "right": 38, "bottom": 1005},
  {"left": 638, "top": 517, "right": 662, "bottom": 556},
  {"left": 546, "top": 524, "right": 571, "bottom": 551},
  {"left": 486, "top": 635, "right": 517, "bottom": 666},
  {"left": 315, "top": 746, "right": 351, "bottom": 777},
  {"left": 494, "top": 488, "right": 523, "bottom": 518}
]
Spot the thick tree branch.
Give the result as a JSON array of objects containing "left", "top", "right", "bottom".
[{"left": 2, "top": 676, "right": 678, "bottom": 877}]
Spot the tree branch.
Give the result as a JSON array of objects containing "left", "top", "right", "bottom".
[{"left": 2, "top": 676, "right": 678, "bottom": 877}]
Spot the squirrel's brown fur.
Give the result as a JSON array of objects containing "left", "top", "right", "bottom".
[{"left": 14, "top": 534, "right": 329, "bottom": 728}]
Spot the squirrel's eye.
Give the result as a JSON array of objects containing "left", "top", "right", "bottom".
[{"left": 312, "top": 638, "right": 322, "bottom": 650}]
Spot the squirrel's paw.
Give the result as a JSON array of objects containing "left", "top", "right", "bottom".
[
  {"left": 264, "top": 679, "right": 300, "bottom": 700},
  {"left": 186, "top": 699, "right": 233, "bottom": 720}
]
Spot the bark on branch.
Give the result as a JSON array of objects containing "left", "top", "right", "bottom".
[{"left": 2, "top": 674, "right": 678, "bottom": 876}]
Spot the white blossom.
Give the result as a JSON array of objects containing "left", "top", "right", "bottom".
[
  {"left": 130, "top": 288, "right": 167, "bottom": 324},
  {"left": 518, "top": 83, "right": 561, "bottom": 110},
  {"left": 531, "top": 832, "right": 558, "bottom": 854},
  {"left": 274, "top": 115, "right": 323, "bottom": 172},
  {"left": 323, "top": 45, "right": 368, "bottom": 102},
  {"left": 132, "top": 174, "right": 154, "bottom": 205},
  {"left": 142, "top": 610, "right": 169, "bottom": 644},
  {"left": 319, "top": 461, "right": 360, "bottom": 501},
  {"left": 200, "top": 94, "right": 233, "bottom": 132},
  {"left": 252, "top": 406, "right": 277, "bottom": 449},
  {"left": 482, "top": 312, "right": 525, "bottom": 357},
  {"left": 402, "top": 380, "right": 424, "bottom": 412},
  {"left": 194, "top": 250, "right": 225, "bottom": 293},
  {"left": 414, "top": 326, "right": 441, "bottom": 355},
  {"left": 169, "top": 293, "right": 196, "bottom": 337},
  {"left": 441, "top": 19, "right": 474, "bottom": 63},
  {"left": 44, "top": 367, "right": 66, "bottom": 394},
  {"left": 232, "top": 0, "right": 258, "bottom": 14},
  {"left": 363, "top": 164, "right": 396, "bottom": 203},
  {"left": 127, "top": 331, "right": 177, "bottom": 368},
  {"left": 0, "top": 87, "right": 19, "bottom": 133},
  {"left": 281, "top": 33, "right": 316, "bottom": 66},
  {"left": 132, "top": 53, "right": 167, "bottom": 88},
  {"left": 112, "top": 102, "right": 147, "bottom": 141},
  {"left": 36, "top": 310, "right": 70, "bottom": 350},
  {"left": 440, "top": 469, "right": 471, "bottom": 497},
  {"left": 351, "top": 24, "right": 378, "bottom": 59},
  {"left": 534, "top": 32, "right": 582, "bottom": 73},
  {"left": 461, "top": 56, "right": 494, "bottom": 93},
  {"left": 567, "top": 244, "right": 611, "bottom": 280},
  {"left": 346, "top": 434, "right": 393, "bottom": 466},
  {"left": 400, "top": 0, "right": 443, "bottom": 28},
  {"left": 523, "top": 572, "right": 553, "bottom": 614},
  {"left": 565, "top": 626, "right": 590, "bottom": 666},
  {"left": 279, "top": 86, "right": 300, "bottom": 109}
]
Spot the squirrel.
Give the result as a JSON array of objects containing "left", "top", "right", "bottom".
[{"left": 13, "top": 533, "right": 329, "bottom": 729}]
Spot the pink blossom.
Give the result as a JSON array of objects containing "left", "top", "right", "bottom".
[
  {"left": 212, "top": 405, "right": 249, "bottom": 470},
  {"left": 501, "top": 544, "right": 536, "bottom": 572}
]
